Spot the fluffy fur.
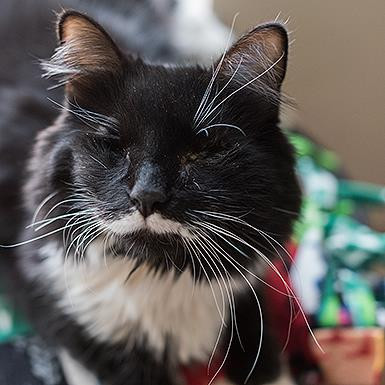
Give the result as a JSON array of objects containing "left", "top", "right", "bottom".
[
  {"left": 29, "top": 240, "right": 224, "bottom": 363},
  {"left": 0, "top": 2, "right": 301, "bottom": 385}
]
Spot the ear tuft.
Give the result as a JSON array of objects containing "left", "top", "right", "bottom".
[
  {"left": 42, "top": 10, "right": 123, "bottom": 84},
  {"left": 221, "top": 22, "right": 289, "bottom": 93}
]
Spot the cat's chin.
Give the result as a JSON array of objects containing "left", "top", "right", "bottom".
[{"left": 106, "top": 211, "right": 193, "bottom": 239}]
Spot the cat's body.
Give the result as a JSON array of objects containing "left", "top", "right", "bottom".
[{"left": 0, "top": 1, "right": 301, "bottom": 385}]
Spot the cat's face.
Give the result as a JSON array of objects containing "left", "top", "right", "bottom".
[{"left": 30, "top": 11, "right": 301, "bottom": 276}]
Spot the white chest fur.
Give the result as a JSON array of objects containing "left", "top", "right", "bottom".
[{"left": 33, "top": 241, "right": 225, "bottom": 363}]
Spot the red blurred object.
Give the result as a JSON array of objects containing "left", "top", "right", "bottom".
[
  {"left": 182, "top": 357, "right": 225, "bottom": 385},
  {"left": 310, "top": 328, "right": 385, "bottom": 385},
  {"left": 263, "top": 242, "right": 316, "bottom": 373}
]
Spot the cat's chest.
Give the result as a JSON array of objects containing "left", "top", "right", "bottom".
[{"left": 35, "top": 241, "right": 225, "bottom": 363}]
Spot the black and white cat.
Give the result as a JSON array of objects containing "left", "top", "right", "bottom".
[{"left": 0, "top": 1, "right": 301, "bottom": 385}]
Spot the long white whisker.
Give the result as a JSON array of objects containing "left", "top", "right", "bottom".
[
  {"left": 191, "top": 209, "right": 300, "bottom": 338},
  {"left": 180, "top": 237, "right": 197, "bottom": 296},
  {"left": 1, "top": 219, "right": 92, "bottom": 248},
  {"left": 30, "top": 210, "right": 93, "bottom": 231},
  {"left": 193, "top": 13, "right": 238, "bottom": 125},
  {"left": 191, "top": 233, "right": 238, "bottom": 375},
  {"left": 47, "top": 98, "right": 99, "bottom": 131},
  {"left": 63, "top": 213, "right": 93, "bottom": 249},
  {"left": 193, "top": 218, "right": 324, "bottom": 355},
  {"left": 64, "top": 221, "right": 100, "bottom": 262},
  {"left": 78, "top": 226, "right": 106, "bottom": 263},
  {"left": 196, "top": 210, "right": 298, "bottom": 316},
  {"left": 195, "top": 57, "right": 243, "bottom": 130},
  {"left": 197, "top": 124, "right": 246, "bottom": 137},
  {"left": 194, "top": 231, "right": 245, "bottom": 360},
  {"left": 196, "top": 54, "right": 284, "bottom": 128},
  {"left": 185, "top": 237, "right": 226, "bottom": 327},
  {"left": 69, "top": 98, "right": 119, "bottom": 129},
  {"left": 194, "top": 227, "right": 263, "bottom": 383},
  {"left": 30, "top": 191, "right": 59, "bottom": 225},
  {"left": 73, "top": 222, "right": 102, "bottom": 261},
  {"left": 189, "top": 214, "right": 295, "bottom": 298},
  {"left": 40, "top": 196, "right": 90, "bottom": 222}
]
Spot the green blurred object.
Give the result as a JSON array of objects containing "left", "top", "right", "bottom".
[
  {"left": 289, "top": 131, "right": 384, "bottom": 329},
  {"left": 338, "top": 180, "right": 385, "bottom": 205},
  {"left": 289, "top": 132, "right": 340, "bottom": 171},
  {"left": 339, "top": 269, "right": 377, "bottom": 327},
  {"left": 0, "top": 294, "right": 31, "bottom": 343},
  {"left": 325, "top": 215, "right": 385, "bottom": 271},
  {"left": 318, "top": 268, "right": 377, "bottom": 327},
  {"left": 318, "top": 268, "right": 340, "bottom": 327}
]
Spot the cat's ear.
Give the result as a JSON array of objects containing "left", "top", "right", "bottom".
[
  {"left": 42, "top": 10, "right": 124, "bottom": 86},
  {"left": 220, "top": 23, "right": 288, "bottom": 92}
]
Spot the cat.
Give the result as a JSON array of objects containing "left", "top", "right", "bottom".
[{"left": 0, "top": 2, "right": 301, "bottom": 385}]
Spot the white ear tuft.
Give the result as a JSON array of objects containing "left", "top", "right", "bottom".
[
  {"left": 41, "top": 10, "right": 123, "bottom": 86},
  {"left": 221, "top": 23, "right": 289, "bottom": 92}
]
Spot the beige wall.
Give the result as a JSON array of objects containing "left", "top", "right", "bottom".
[{"left": 215, "top": 0, "right": 385, "bottom": 186}]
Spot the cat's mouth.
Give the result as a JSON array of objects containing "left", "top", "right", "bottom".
[{"left": 106, "top": 210, "right": 192, "bottom": 239}]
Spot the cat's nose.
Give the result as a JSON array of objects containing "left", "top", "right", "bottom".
[
  {"left": 130, "top": 161, "right": 168, "bottom": 217},
  {"left": 130, "top": 187, "right": 168, "bottom": 218}
]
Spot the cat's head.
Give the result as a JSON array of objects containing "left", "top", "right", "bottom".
[{"left": 29, "top": 11, "right": 301, "bottom": 277}]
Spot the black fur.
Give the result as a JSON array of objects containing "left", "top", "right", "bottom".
[{"left": 0, "top": 3, "right": 301, "bottom": 385}]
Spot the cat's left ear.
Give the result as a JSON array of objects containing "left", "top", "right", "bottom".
[
  {"left": 42, "top": 10, "right": 125, "bottom": 85},
  {"left": 220, "top": 23, "right": 289, "bottom": 91}
]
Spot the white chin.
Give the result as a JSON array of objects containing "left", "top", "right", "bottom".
[{"left": 106, "top": 211, "right": 192, "bottom": 239}]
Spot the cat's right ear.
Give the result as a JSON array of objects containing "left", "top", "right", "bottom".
[
  {"left": 42, "top": 10, "right": 125, "bottom": 88},
  {"left": 219, "top": 23, "right": 289, "bottom": 92}
]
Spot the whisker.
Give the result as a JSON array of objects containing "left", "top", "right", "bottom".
[
  {"left": 193, "top": 13, "right": 238, "bottom": 126},
  {"left": 194, "top": 230, "right": 244, "bottom": 357},
  {"left": 191, "top": 217, "right": 324, "bottom": 355},
  {"left": 30, "top": 191, "right": 59, "bottom": 225},
  {"left": 197, "top": 124, "right": 246, "bottom": 137},
  {"left": 196, "top": 53, "right": 285, "bottom": 128},
  {"left": 89, "top": 155, "right": 108, "bottom": 170},
  {"left": 190, "top": 233, "right": 238, "bottom": 374},
  {"left": 29, "top": 210, "right": 93, "bottom": 231},
  {"left": 47, "top": 97, "right": 99, "bottom": 132},
  {"left": 194, "top": 57, "right": 243, "bottom": 130},
  {"left": 39, "top": 196, "right": 91, "bottom": 222},
  {"left": 1, "top": 221, "right": 85, "bottom": 248},
  {"left": 69, "top": 97, "right": 119, "bottom": 129},
  {"left": 185, "top": 237, "right": 227, "bottom": 327},
  {"left": 193, "top": 228, "right": 263, "bottom": 383}
]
